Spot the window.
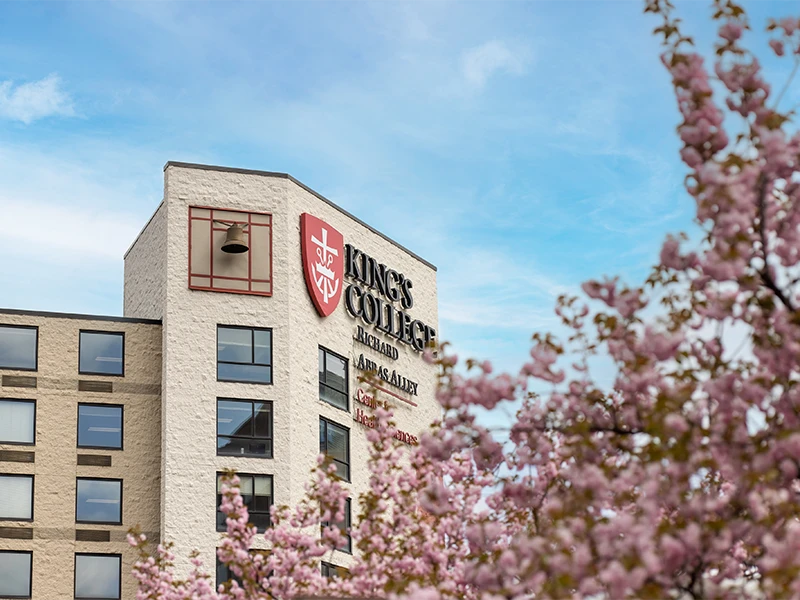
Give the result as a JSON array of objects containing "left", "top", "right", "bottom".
[
  {"left": 322, "top": 497, "right": 352, "bottom": 553},
  {"left": 0, "top": 399, "right": 35, "bottom": 445},
  {"left": 217, "top": 473, "right": 272, "bottom": 532},
  {"left": 79, "top": 331, "right": 124, "bottom": 376},
  {"left": 77, "top": 404, "right": 122, "bottom": 450},
  {"left": 74, "top": 554, "right": 120, "bottom": 600},
  {"left": 216, "top": 550, "right": 269, "bottom": 587},
  {"left": 321, "top": 562, "right": 348, "bottom": 579},
  {"left": 217, "top": 326, "right": 272, "bottom": 384},
  {"left": 0, "top": 550, "right": 32, "bottom": 598},
  {"left": 215, "top": 556, "right": 242, "bottom": 587},
  {"left": 217, "top": 399, "right": 272, "bottom": 457},
  {"left": 0, "top": 325, "right": 37, "bottom": 371},
  {"left": 319, "top": 418, "right": 350, "bottom": 481},
  {"left": 76, "top": 478, "right": 122, "bottom": 525},
  {"left": 319, "top": 347, "right": 348, "bottom": 411},
  {"left": 0, "top": 474, "right": 33, "bottom": 521}
]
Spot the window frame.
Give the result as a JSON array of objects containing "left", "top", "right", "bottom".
[
  {"left": 319, "top": 417, "right": 351, "bottom": 482},
  {"left": 320, "top": 561, "right": 348, "bottom": 579},
  {"left": 77, "top": 403, "right": 124, "bottom": 451},
  {"left": 0, "top": 473, "right": 34, "bottom": 522},
  {"left": 75, "top": 478, "right": 123, "bottom": 526},
  {"left": 0, "top": 549, "right": 33, "bottom": 599},
  {"left": 73, "top": 553, "right": 121, "bottom": 600},
  {"left": 216, "top": 398, "right": 273, "bottom": 458},
  {"left": 0, "top": 325, "right": 38, "bottom": 372},
  {"left": 0, "top": 398, "right": 36, "bottom": 446},
  {"left": 216, "top": 472, "right": 273, "bottom": 533},
  {"left": 321, "top": 497, "right": 352, "bottom": 554},
  {"left": 215, "top": 555, "right": 242, "bottom": 588},
  {"left": 216, "top": 325, "right": 273, "bottom": 385},
  {"left": 215, "top": 550, "right": 270, "bottom": 587},
  {"left": 318, "top": 346, "right": 349, "bottom": 412},
  {"left": 78, "top": 330, "right": 125, "bottom": 377}
]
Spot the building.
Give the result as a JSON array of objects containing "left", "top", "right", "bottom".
[{"left": 0, "top": 162, "right": 439, "bottom": 599}]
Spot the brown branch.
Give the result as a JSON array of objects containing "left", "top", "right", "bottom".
[
  {"left": 756, "top": 173, "right": 797, "bottom": 312},
  {"left": 588, "top": 425, "right": 643, "bottom": 436},
  {"left": 760, "top": 270, "right": 795, "bottom": 312}
]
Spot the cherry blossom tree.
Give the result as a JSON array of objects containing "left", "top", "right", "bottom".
[{"left": 130, "top": 1, "right": 800, "bottom": 598}]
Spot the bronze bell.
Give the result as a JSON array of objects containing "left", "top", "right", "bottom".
[{"left": 221, "top": 224, "right": 249, "bottom": 254}]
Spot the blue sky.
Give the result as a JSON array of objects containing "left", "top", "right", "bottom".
[{"left": 0, "top": 1, "right": 797, "bottom": 375}]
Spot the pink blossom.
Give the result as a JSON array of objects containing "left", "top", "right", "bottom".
[
  {"left": 719, "top": 21, "right": 743, "bottom": 43},
  {"left": 769, "top": 38, "right": 785, "bottom": 56},
  {"left": 777, "top": 17, "right": 799, "bottom": 36}
]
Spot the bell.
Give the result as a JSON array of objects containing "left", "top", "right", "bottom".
[{"left": 221, "top": 224, "right": 249, "bottom": 254}]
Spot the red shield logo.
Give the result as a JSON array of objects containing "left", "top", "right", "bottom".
[{"left": 301, "top": 213, "right": 344, "bottom": 317}]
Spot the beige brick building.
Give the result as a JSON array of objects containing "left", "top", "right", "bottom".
[{"left": 0, "top": 162, "right": 439, "bottom": 599}]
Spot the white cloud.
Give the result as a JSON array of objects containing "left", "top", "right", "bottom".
[
  {"left": 461, "top": 40, "right": 529, "bottom": 89},
  {"left": 0, "top": 74, "right": 75, "bottom": 124},
  {"left": 0, "top": 140, "right": 166, "bottom": 316},
  {"left": 437, "top": 247, "right": 568, "bottom": 330},
  {"left": 0, "top": 198, "right": 141, "bottom": 262},
  {"left": 0, "top": 142, "right": 160, "bottom": 261}
]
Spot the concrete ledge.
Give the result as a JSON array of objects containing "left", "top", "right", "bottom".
[{"left": 0, "top": 307, "right": 161, "bottom": 325}]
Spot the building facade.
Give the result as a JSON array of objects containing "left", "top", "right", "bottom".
[{"left": 0, "top": 162, "right": 439, "bottom": 599}]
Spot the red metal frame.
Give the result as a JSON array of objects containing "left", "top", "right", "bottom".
[{"left": 188, "top": 206, "right": 273, "bottom": 297}]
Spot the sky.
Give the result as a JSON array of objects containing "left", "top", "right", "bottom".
[{"left": 0, "top": 0, "right": 797, "bottom": 377}]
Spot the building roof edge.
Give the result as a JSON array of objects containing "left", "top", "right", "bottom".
[
  {"left": 0, "top": 307, "right": 162, "bottom": 325},
  {"left": 124, "top": 200, "right": 165, "bottom": 260},
  {"left": 163, "top": 161, "right": 437, "bottom": 271}
]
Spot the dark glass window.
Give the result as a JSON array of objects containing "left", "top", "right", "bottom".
[
  {"left": 74, "top": 554, "right": 121, "bottom": 600},
  {"left": 79, "top": 331, "right": 124, "bottom": 376},
  {"left": 78, "top": 404, "right": 122, "bottom": 449},
  {"left": 0, "top": 474, "right": 33, "bottom": 521},
  {"left": 319, "top": 418, "right": 350, "bottom": 481},
  {"left": 217, "top": 399, "right": 272, "bottom": 458},
  {"left": 319, "top": 347, "right": 348, "bottom": 411},
  {"left": 322, "top": 497, "right": 352, "bottom": 553},
  {"left": 0, "top": 550, "right": 32, "bottom": 598},
  {"left": 321, "top": 561, "right": 348, "bottom": 579},
  {"left": 0, "top": 325, "right": 37, "bottom": 371},
  {"left": 0, "top": 399, "right": 35, "bottom": 445},
  {"left": 216, "top": 551, "right": 269, "bottom": 587},
  {"left": 215, "top": 556, "right": 242, "bottom": 587},
  {"left": 76, "top": 478, "right": 122, "bottom": 524},
  {"left": 217, "top": 473, "right": 272, "bottom": 532},
  {"left": 217, "top": 326, "right": 272, "bottom": 384}
]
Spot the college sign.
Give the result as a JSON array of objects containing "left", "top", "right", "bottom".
[
  {"left": 300, "top": 213, "right": 437, "bottom": 352},
  {"left": 344, "top": 245, "right": 436, "bottom": 352},
  {"left": 300, "top": 214, "right": 344, "bottom": 317},
  {"left": 353, "top": 388, "right": 419, "bottom": 445}
]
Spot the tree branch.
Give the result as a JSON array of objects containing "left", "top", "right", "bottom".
[
  {"left": 756, "top": 173, "right": 796, "bottom": 312},
  {"left": 774, "top": 56, "right": 800, "bottom": 110}
]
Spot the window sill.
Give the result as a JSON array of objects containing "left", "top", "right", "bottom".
[
  {"left": 217, "top": 378, "right": 273, "bottom": 386},
  {"left": 0, "top": 517, "right": 33, "bottom": 523},
  {"left": 78, "top": 371, "right": 125, "bottom": 378},
  {"left": 218, "top": 526, "right": 271, "bottom": 534},
  {"left": 318, "top": 399, "right": 350, "bottom": 413},
  {"left": 216, "top": 453, "right": 274, "bottom": 459}
]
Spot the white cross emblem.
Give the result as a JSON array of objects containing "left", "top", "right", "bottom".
[{"left": 311, "top": 228, "right": 339, "bottom": 304}]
